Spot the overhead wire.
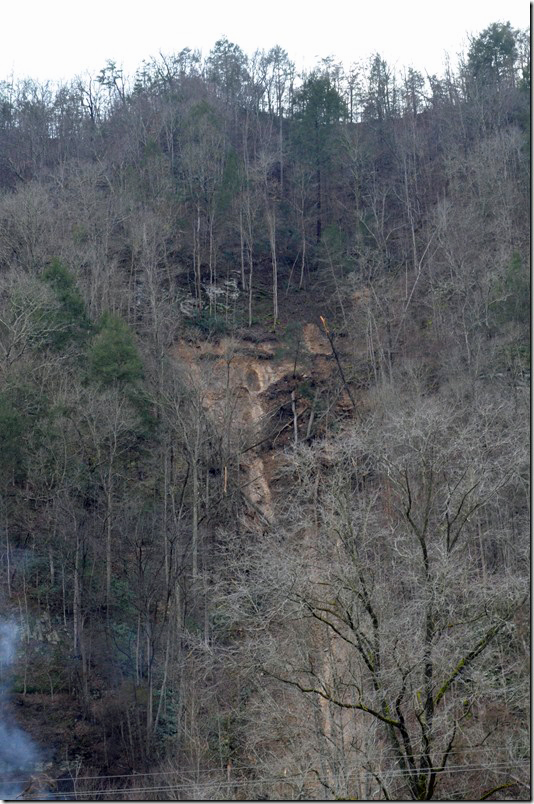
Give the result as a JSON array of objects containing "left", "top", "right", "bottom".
[
  {"left": 53, "top": 767, "right": 531, "bottom": 798},
  {"left": 9, "top": 761, "right": 528, "bottom": 799},
  {"left": 1, "top": 748, "right": 530, "bottom": 787},
  {"left": 53, "top": 773, "right": 531, "bottom": 799}
]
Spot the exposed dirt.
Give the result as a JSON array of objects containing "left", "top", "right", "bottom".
[
  {"left": 302, "top": 322, "right": 331, "bottom": 355},
  {"left": 171, "top": 333, "right": 302, "bottom": 526},
  {"left": 170, "top": 313, "right": 365, "bottom": 538}
]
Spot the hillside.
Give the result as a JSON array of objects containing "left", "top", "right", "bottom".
[{"left": 0, "top": 25, "right": 530, "bottom": 801}]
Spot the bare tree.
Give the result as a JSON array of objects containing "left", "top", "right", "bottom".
[{"left": 219, "top": 384, "right": 529, "bottom": 800}]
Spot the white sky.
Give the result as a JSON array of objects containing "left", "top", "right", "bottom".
[{"left": 1, "top": 0, "right": 530, "bottom": 85}]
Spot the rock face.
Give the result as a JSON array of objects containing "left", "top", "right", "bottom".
[
  {"left": 172, "top": 335, "right": 297, "bottom": 526},
  {"left": 26, "top": 613, "right": 61, "bottom": 644},
  {"left": 170, "top": 322, "right": 356, "bottom": 529}
]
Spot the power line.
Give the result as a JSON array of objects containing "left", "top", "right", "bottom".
[
  {"left": 1, "top": 749, "right": 529, "bottom": 786},
  {"left": 54, "top": 767, "right": 532, "bottom": 798},
  {"left": 12, "top": 761, "right": 529, "bottom": 799},
  {"left": 54, "top": 770, "right": 532, "bottom": 799}
]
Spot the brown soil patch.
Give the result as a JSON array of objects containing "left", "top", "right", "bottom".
[{"left": 302, "top": 323, "right": 331, "bottom": 355}]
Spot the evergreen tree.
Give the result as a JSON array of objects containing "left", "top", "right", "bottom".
[
  {"left": 88, "top": 313, "right": 143, "bottom": 387},
  {"left": 467, "top": 21, "right": 519, "bottom": 88},
  {"left": 41, "top": 258, "right": 92, "bottom": 351},
  {"left": 291, "top": 73, "right": 347, "bottom": 243}
]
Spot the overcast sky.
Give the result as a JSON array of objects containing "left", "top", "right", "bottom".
[{"left": 1, "top": 0, "right": 530, "bottom": 85}]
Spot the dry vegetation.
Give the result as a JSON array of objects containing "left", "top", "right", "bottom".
[{"left": 0, "top": 23, "right": 529, "bottom": 800}]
